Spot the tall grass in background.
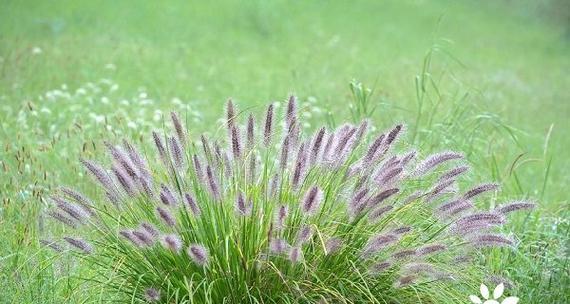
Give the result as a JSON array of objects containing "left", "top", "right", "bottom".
[{"left": 39, "top": 94, "right": 537, "bottom": 303}]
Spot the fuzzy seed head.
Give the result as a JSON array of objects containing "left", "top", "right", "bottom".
[
  {"left": 80, "top": 159, "right": 116, "bottom": 194},
  {"left": 152, "top": 131, "right": 167, "bottom": 162},
  {"left": 301, "top": 186, "right": 323, "bottom": 216},
  {"left": 269, "top": 238, "right": 290, "bottom": 254},
  {"left": 119, "top": 230, "right": 144, "bottom": 247},
  {"left": 310, "top": 127, "right": 326, "bottom": 165},
  {"left": 296, "top": 225, "right": 313, "bottom": 245},
  {"left": 140, "top": 222, "right": 159, "bottom": 237},
  {"left": 415, "top": 151, "right": 463, "bottom": 176},
  {"left": 496, "top": 200, "right": 536, "bottom": 215},
  {"left": 325, "top": 237, "right": 343, "bottom": 255},
  {"left": 274, "top": 205, "right": 288, "bottom": 230},
  {"left": 289, "top": 246, "right": 303, "bottom": 263},
  {"left": 235, "top": 191, "right": 252, "bottom": 216},
  {"left": 49, "top": 210, "right": 78, "bottom": 229},
  {"left": 63, "top": 237, "right": 93, "bottom": 254},
  {"left": 184, "top": 193, "right": 201, "bottom": 216},
  {"left": 156, "top": 206, "right": 176, "bottom": 227},
  {"left": 169, "top": 136, "right": 184, "bottom": 169},
  {"left": 230, "top": 125, "right": 242, "bottom": 159},
  {"left": 463, "top": 183, "right": 499, "bottom": 200},
  {"left": 170, "top": 111, "right": 186, "bottom": 147},
  {"left": 159, "top": 184, "right": 177, "bottom": 206},
  {"left": 144, "top": 287, "right": 161, "bottom": 302},
  {"left": 246, "top": 113, "right": 255, "bottom": 151},
  {"left": 188, "top": 244, "right": 209, "bottom": 266},
  {"left": 161, "top": 234, "right": 182, "bottom": 252},
  {"left": 417, "top": 244, "right": 446, "bottom": 256},
  {"left": 469, "top": 234, "right": 513, "bottom": 248},
  {"left": 263, "top": 103, "right": 274, "bottom": 146}
]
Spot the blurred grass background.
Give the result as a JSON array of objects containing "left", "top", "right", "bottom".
[{"left": 0, "top": 0, "right": 568, "bottom": 303}]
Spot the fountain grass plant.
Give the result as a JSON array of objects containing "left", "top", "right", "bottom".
[{"left": 42, "top": 97, "right": 534, "bottom": 303}]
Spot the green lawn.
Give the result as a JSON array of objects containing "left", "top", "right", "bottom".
[{"left": 1, "top": 0, "right": 568, "bottom": 303}]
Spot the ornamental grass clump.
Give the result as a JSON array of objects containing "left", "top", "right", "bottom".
[{"left": 42, "top": 97, "right": 535, "bottom": 303}]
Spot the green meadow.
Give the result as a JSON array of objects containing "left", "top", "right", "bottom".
[{"left": 0, "top": 0, "right": 568, "bottom": 303}]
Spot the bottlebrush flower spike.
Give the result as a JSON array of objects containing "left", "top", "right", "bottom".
[
  {"left": 246, "top": 113, "right": 255, "bottom": 152},
  {"left": 170, "top": 111, "right": 186, "bottom": 147},
  {"left": 169, "top": 136, "right": 184, "bottom": 168},
  {"left": 63, "top": 237, "right": 93, "bottom": 254},
  {"left": 187, "top": 244, "right": 209, "bottom": 266},
  {"left": 415, "top": 151, "right": 463, "bottom": 176},
  {"left": 301, "top": 186, "right": 322, "bottom": 215},
  {"left": 235, "top": 191, "right": 252, "bottom": 216},
  {"left": 496, "top": 200, "right": 535, "bottom": 215},
  {"left": 161, "top": 234, "right": 182, "bottom": 252},
  {"left": 263, "top": 103, "right": 274, "bottom": 146},
  {"left": 159, "top": 184, "right": 177, "bottom": 206},
  {"left": 184, "top": 193, "right": 201, "bottom": 216},
  {"left": 144, "top": 287, "right": 161, "bottom": 303},
  {"left": 156, "top": 206, "right": 176, "bottom": 227}
]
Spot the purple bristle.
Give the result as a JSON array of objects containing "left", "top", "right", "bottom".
[
  {"left": 325, "top": 237, "right": 343, "bottom": 255},
  {"left": 188, "top": 244, "right": 209, "bottom": 266},
  {"left": 246, "top": 113, "right": 255, "bottom": 152},
  {"left": 368, "top": 205, "right": 393, "bottom": 222},
  {"left": 152, "top": 131, "right": 168, "bottom": 164},
  {"left": 289, "top": 246, "right": 303, "bottom": 263},
  {"left": 119, "top": 229, "right": 144, "bottom": 247},
  {"left": 63, "top": 236, "right": 93, "bottom": 254},
  {"left": 159, "top": 184, "right": 177, "bottom": 206},
  {"left": 192, "top": 154, "right": 204, "bottom": 184},
  {"left": 60, "top": 187, "right": 96, "bottom": 216},
  {"left": 140, "top": 222, "right": 159, "bottom": 237},
  {"left": 296, "top": 225, "right": 313, "bottom": 245},
  {"left": 263, "top": 103, "right": 274, "bottom": 146},
  {"left": 417, "top": 244, "right": 446, "bottom": 256},
  {"left": 361, "top": 233, "right": 398, "bottom": 258},
  {"left": 274, "top": 205, "right": 288, "bottom": 230},
  {"left": 309, "top": 127, "right": 326, "bottom": 166},
  {"left": 49, "top": 210, "right": 78, "bottom": 228},
  {"left": 111, "top": 163, "right": 136, "bottom": 196},
  {"left": 392, "top": 249, "right": 417, "bottom": 260},
  {"left": 161, "top": 234, "right": 182, "bottom": 252},
  {"left": 269, "top": 238, "right": 290, "bottom": 254},
  {"left": 169, "top": 136, "right": 184, "bottom": 169},
  {"left": 132, "top": 230, "right": 155, "bottom": 246},
  {"left": 184, "top": 193, "right": 201, "bottom": 216},
  {"left": 470, "top": 234, "right": 514, "bottom": 248},
  {"left": 156, "top": 206, "right": 176, "bottom": 227},
  {"left": 438, "top": 165, "right": 469, "bottom": 182},
  {"left": 205, "top": 165, "right": 220, "bottom": 200},
  {"left": 80, "top": 159, "right": 116, "bottom": 194},
  {"left": 496, "top": 200, "right": 536, "bottom": 215},
  {"left": 463, "top": 183, "right": 499, "bottom": 200},
  {"left": 367, "top": 188, "right": 399, "bottom": 209},
  {"left": 301, "top": 186, "right": 323, "bottom": 216},
  {"left": 415, "top": 151, "right": 463, "bottom": 176},
  {"left": 144, "top": 287, "right": 161, "bottom": 302},
  {"left": 170, "top": 111, "right": 186, "bottom": 147},
  {"left": 235, "top": 191, "right": 252, "bottom": 216},
  {"left": 230, "top": 125, "right": 242, "bottom": 159}
]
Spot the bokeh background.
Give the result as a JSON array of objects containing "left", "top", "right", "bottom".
[{"left": 1, "top": 0, "right": 568, "bottom": 302}]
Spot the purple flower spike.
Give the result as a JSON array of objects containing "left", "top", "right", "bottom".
[
  {"left": 301, "top": 186, "right": 323, "bottom": 216},
  {"left": 187, "top": 244, "right": 209, "bottom": 266}
]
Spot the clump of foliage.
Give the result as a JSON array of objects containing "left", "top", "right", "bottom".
[{"left": 42, "top": 97, "right": 534, "bottom": 303}]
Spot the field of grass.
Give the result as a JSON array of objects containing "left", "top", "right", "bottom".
[{"left": 1, "top": 0, "right": 568, "bottom": 303}]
